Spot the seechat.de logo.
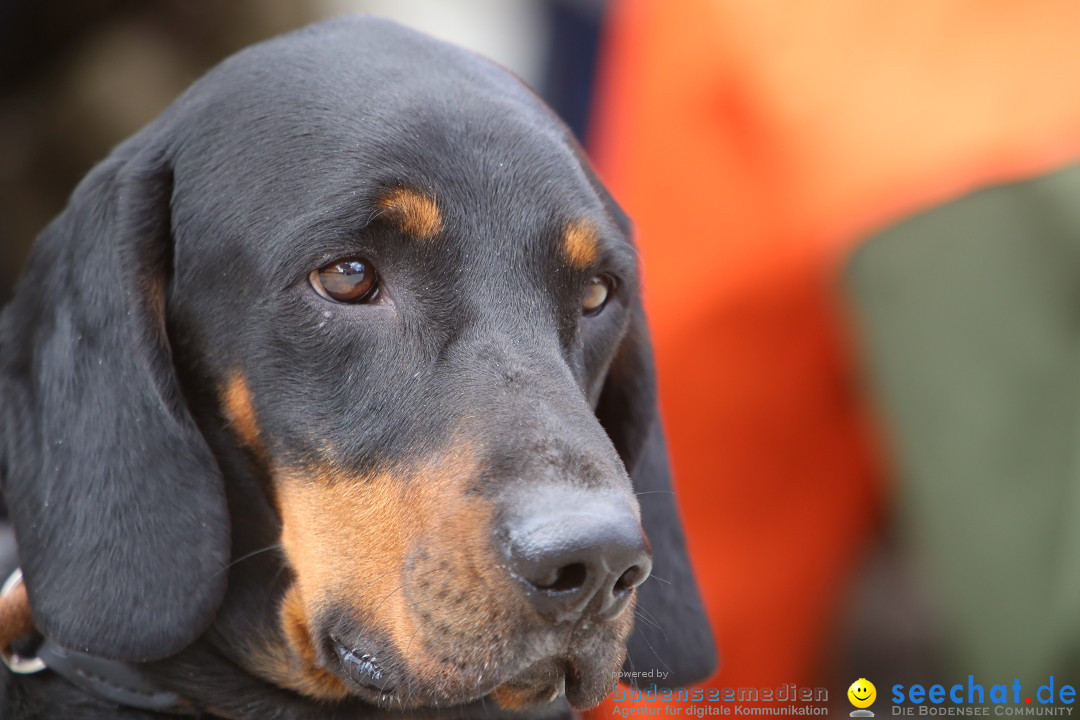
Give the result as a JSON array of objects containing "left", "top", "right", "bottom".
[{"left": 891, "top": 676, "right": 1076, "bottom": 716}]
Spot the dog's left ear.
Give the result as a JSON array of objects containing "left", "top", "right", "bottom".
[{"left": 591, "top": 184, "right": 718, "bottom": 688}]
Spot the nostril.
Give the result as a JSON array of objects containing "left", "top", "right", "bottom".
[
  {"left": 533, "top": 562, "right": 588, "bottom": 593},
  {"left": 613, "top": 564, "right": 646, "bottom": 594},
  {"left": 503, "top": 489, "right": 652, "bottom": 622}
]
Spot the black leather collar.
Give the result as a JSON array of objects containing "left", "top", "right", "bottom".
[
  {"left": 35, "top": 639, "right": 199, "bottom": 716},
  {"left": 2, "top": 567, "right": 199, "bottom": 716}
]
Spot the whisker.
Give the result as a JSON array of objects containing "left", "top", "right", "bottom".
[
  {"left": 633, "top": 608, "right": 661, "bottom": 631},
  {"left": 370, "top": 582, "right": 405, "bottom": 620},
  {"left": 401, "top": 619, "right": 426, "bottom": 710},
  {"left": 633, "top": 629, "right": 673, "bottom": 677},
  {"left": 636, "top": 606, "right": 670, "bottom": 643},
  {"left": 218, "top": 543, "right": 283, "bottom": 574}
]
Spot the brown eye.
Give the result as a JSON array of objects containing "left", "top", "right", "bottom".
[
  {"left": 582, "top": 274, "right": 614, "bottom": 316},
  {"left": 309, "top": 258, "right": 378, "bottom": 303}
]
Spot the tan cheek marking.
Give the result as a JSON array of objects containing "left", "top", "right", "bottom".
[
  {"left": 285, "top": 586, "right": 352, "bottom": 699},
  {"left": 378, "top": 187, "right": 442, "bottom": 239},
  {"left": 562, "top": 220, "right": 599, "bottom": 269},
  {"left": 268, "top": 445, "right": 494, "bottom": 699},
  {"left": 248, "top": 585, "right": 351, "bottom": 700},
  {"left": 220, "top": 372, "right": 264, "bottom": 455}
]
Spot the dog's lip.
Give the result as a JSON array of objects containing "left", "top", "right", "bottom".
[
  {"left": 330, "top": 636, "right": 396, "bottom": 695},
  {"left": 563, "top": 655, "right": 621, "bottom": 710},
  {"left": 563, "top": 665, "right": 599, "bottom": 709},
  {"left": 492, "top": 658, "right": 568, "bottom": 708},
  {"left": 493, "top": 655, "right": 611, "bottom": 710}
]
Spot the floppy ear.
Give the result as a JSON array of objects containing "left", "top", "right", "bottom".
[
  {"left": 596, "top": 300, "right": 718, "bottom": 688},
  {"left": 587, "top": 177, "right": 717, "bottom": 687},
  {"left": 0, "top": 144, "right": 230, "bottom": 662}
]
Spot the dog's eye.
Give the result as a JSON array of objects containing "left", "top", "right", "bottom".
[
  {"left": 582, "top": 275, "right": 614, "bottom": 316},
  {"left": 309, "top": 259, "right": 379, "bottom": 303}
]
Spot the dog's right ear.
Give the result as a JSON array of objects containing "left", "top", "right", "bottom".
[
  {"left": 0, "top": 144, "right": 230, "bottom": 662},
  {"left": 585, "top": 169, "right": 718, "bottom": 688}
]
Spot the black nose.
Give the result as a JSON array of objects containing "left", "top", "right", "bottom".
[{"left": 504, "top": 489, "right": 652, "bottom": 623}]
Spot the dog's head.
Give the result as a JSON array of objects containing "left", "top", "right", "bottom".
[{"left": 0, "top": 17, "right": 714, "bottom": 715}]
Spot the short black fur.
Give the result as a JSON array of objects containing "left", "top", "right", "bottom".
[{"left": 0, "top": 17, "right": 715, "bottom": 719}]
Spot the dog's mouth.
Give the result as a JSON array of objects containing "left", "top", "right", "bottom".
[
  {"left": 326, "top": 633, "right": 620, "bottom": 711},
  {"left": 331, "top": 638, "right": 396, "bottom": 696}
]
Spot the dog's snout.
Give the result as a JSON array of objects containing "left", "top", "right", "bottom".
[{"left": 505, "top": 491, "right": 652, "bottom": 623}]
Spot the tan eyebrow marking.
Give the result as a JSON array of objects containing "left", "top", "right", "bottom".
[
  {"left": 562, "top": 219, "right": 599, "bottom": 269},
  {"left": 377, "top": 187, "right": 442, "bottom": 239},
  {"left": 221, "top": 371, "right": 264, "bottom": 456}
]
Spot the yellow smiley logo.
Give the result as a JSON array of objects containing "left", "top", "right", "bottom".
[{"left": 848, "top": 679, "right": 876, "bottom": 709}]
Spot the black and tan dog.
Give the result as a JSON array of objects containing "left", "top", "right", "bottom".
[{"left": 0, "top": 17, "right": 715, "bottom": 720}]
